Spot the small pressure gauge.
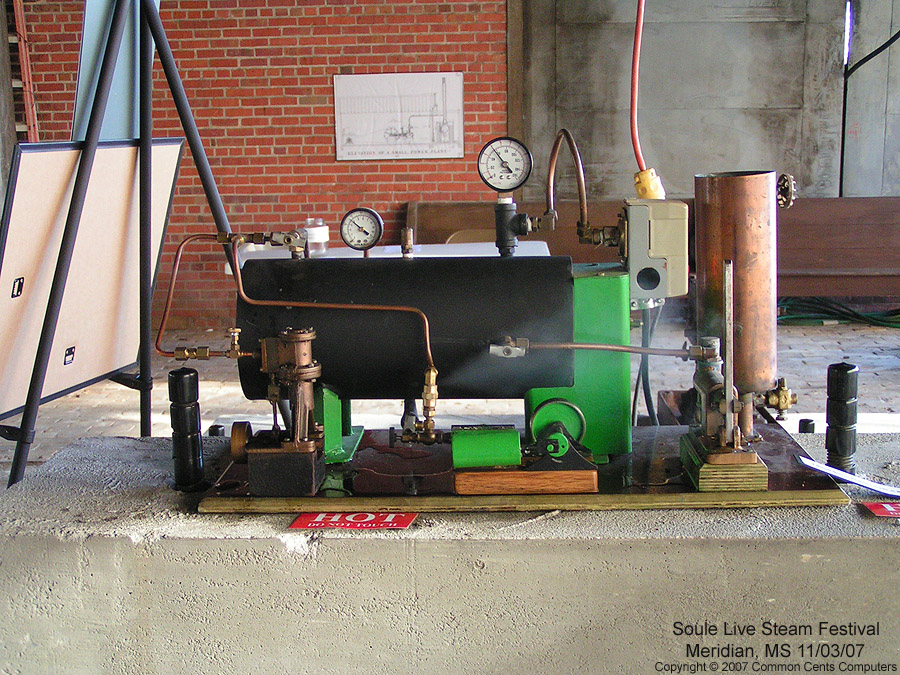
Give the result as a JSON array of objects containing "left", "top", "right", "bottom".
[
  {"left": 477, "top": 136, "right": 533, "bottom": 192},
  {"left": 340, "top": 207, "right": 384, "bottom": 251}
]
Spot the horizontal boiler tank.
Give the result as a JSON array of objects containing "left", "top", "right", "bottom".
[{"left": 236, "top": 256, "right": 575, "bottom": 401}]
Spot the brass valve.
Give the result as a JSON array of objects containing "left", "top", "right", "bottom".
[
  {"left": 765, "top": 378, "right": 798, "bottom": 420},
  {"left": 401, "top": 367, "right": 440, "bottom": 444},
  {"left": 226, "top": 328, "right": 242, "bottom": 359}
]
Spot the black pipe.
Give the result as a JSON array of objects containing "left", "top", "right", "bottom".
[
  {"left": 826, "top": 362, "right": 858, "bottom": 474},
  {"left": 846, "top": 28, "right": 900, "bottom": 79},
  {"left": 139, "top": 8, "right": 153, "bottom": 436},
  {"left": 140, "top": 0, "right": 234, "bottom": 272},
  {"left": 839, "top": 65, "right": 848, "bottom": 197},
  {"left": 640, "top": 307, "right": 659, "bottom": 426},
  {"left": 169, "top": 368, "right": 205, "bottom": 491},
  {"left": 838, "top": 27, "right": 900, "bottom": 197},
  {"left": 494, "top": 200, "right": 518, "bottom": 257},
  {"left": 7, "top": 0, "right": 130, "bottom": 487}
]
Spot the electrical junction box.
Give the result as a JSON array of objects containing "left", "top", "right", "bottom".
[{"left": 623, "top": 199, "right": 689, "bottom": 307}]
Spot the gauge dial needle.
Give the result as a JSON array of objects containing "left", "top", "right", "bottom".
[
  {"left": 354, "top": 222, "right": 371, "bottom": 236},
  {"left": 492, "top": 147, "right": 513, "bottom": 173}
]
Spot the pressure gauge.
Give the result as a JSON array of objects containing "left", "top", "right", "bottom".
[
  {"left": 340, "top": 207, "right": 384, "bottom": 251},
  {"left": 477, "top": 137, "right": 533, "bottom": 192}
]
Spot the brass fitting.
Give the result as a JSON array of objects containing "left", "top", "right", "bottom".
[
  {"left": 535, "top": 209, "right": 558, "bottom": 232},
  {"left": 687, "top": 343, "right": 721, "bottom": 362},
  {"left": 417, "top": 366, "right": 439, "bottom": 443},
  {"left": 399, "top": 368, "right": 440, "bottom": 444},
  {"left": 174, "top": 346, "right": 211, "bottom": 361},
  {"left": 765, "top": 378, "right": 798, "bottom": 420},
  {"left": 226, "top": 328, "right": 242, "bottom": 359},
  {"left": 422, "top": 366, "right": 438, "bottom": 419},
  {"left": 577, "top": 222, "right": 621, "bottom": 247},
  {"left": 401, "top": 226, "right": 415, "bottom": 258}
]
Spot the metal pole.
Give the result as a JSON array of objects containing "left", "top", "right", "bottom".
[
  {"left": 139, "top": 3, "right": 153, "bottom": 436},
  {"left": 140, "top": 0, "right": 234, "bottom": 264},
  {"left": 839, "top": 66, "right": 848, "bottom": 197},
  {"left": 8, "top": 0, "right": 130, "bottom": 486},
  {"left": 723, "top": 259, "right": 735, "bottom": 447}
]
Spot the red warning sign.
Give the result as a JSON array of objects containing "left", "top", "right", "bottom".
[
  {"left": 862, "top": 502, "right": 900, "bottom": 517},
  {"left": 289, "top": 512, "right": 418, "bottom": 530}
]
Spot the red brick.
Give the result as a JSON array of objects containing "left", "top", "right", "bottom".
[{"left": 25, "top": 0, "right": 507, "bottom": 326}]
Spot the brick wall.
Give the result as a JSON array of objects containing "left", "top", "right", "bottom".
[{"left": 24, "top": 0, "right": 508, "bottom": 328}]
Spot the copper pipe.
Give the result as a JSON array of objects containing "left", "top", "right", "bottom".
[
  {"left": 545, "top": 129, "right": 589, "bottom": 226},
  {"left": 230, "top": 240, "right": 436, "bottom": 369},
  {"left": 529, "top": 341, "right": 690, "bottom": 359},
  {"left": 155, "top": 234, "right": 233, "bottom": 358},
  {"left": 694, "top": 171, "right": 778, "bottom": 396}
]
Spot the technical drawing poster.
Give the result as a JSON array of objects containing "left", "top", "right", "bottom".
[{"left": 334, "top": 73, "right": 464, "bottom": 160}]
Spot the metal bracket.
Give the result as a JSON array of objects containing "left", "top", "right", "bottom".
[
  {"left": 109, "top": 372, "right": 153, "bottom": 392},
  {"left": 0, "top": 425, "right": 35, "bottom": 444},
  {"left": 489, "top": 337, "right": 529, "bottom": 358}
]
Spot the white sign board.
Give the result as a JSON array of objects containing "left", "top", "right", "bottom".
[
  {"left": 334, "top": 72, "right": 464, "bottom": 161},
  {"left": 0, "top": 139, "right": 183, "bottom": 419}
]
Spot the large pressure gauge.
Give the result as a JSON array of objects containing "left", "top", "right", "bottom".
[
  {"left": 340, "top": 207, "right": 384, "bottom": 251},
  {"left": 477, "top": 137, "right": 533, "bottom": 192}
]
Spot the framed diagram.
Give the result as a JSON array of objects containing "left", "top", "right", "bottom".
[{"left": 334, "top": 72, "right": 464, "bottom": 160}]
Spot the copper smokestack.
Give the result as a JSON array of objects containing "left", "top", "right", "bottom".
[{"left": 694, "top": 171, "right": 778, "bottom": 397}]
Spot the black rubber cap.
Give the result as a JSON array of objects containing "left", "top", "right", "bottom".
[
  {"left": 798, "top": 418, "right": 816, "bottom": 433},
  {"left": 827, "top": 362, "right": 859, "bottom": 400},
  {"left": 168, "top": 367, "right": 199, "bottom": 403}
]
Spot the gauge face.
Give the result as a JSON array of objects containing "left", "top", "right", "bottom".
[
  {"left": 477, "top": 137, "right": 533, "bottom": 192},
  {"left": 340, "top": 207, "right": 384, "bottom": 251}
]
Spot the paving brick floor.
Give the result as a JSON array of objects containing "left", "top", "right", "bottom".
[{"left": 2, "top": 322, "right": 898, "bottom": 472}]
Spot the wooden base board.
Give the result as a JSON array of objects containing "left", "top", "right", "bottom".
[
  {"left": 454, "top": 469, "right": 598, "bottom": 495},
  {"left": 198, "top": 423, "right": 849, "bottom": 513},
  {"left": 198, "top": 489, "right": 846, "bottom": 514}
]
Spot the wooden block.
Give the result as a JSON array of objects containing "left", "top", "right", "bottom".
[
  {"left": 680, "top": 431, "right": 769, "bottom": 492},
  {"left": 706, "top": 451, "right": 759, "bottom": 465},
  {"left": 454, "top": 469, "right": 598, "bottom": 495}
]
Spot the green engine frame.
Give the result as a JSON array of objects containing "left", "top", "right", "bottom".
[
  {"left": 524, "top": 263, "right": 632, "bottom": 463},
  {"left": 314, "top": 262, "right": 632, "bottom": 468}
]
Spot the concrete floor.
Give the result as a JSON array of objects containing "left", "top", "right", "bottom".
[{"left": 1, "top": 320, "right": 899, "bottom": 474}]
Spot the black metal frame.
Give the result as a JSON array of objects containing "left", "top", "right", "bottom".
[{"left": 7, "top": 0, "right": 233, "bottom": 486}]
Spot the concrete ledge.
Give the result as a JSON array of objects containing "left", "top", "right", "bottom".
[{"left": 1, "top": 436, "right": 899, "bottom": 672}]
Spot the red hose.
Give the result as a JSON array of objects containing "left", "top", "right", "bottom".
[{"left": 630, "top": 0, "right": 647, "bottom": 172}]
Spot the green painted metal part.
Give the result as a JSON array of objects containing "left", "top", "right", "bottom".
[
  {"left": 451, "top": 426, "right": 522, "bottom": 468},
  {"left": 525, "top": 264, "right": 632, "bottom": 463},
  {"left": 316, "top": 386, "right": 363, "bottom": 464},
  {"left": 546, "top": 431, "right": 569, "bottom": 458}
]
